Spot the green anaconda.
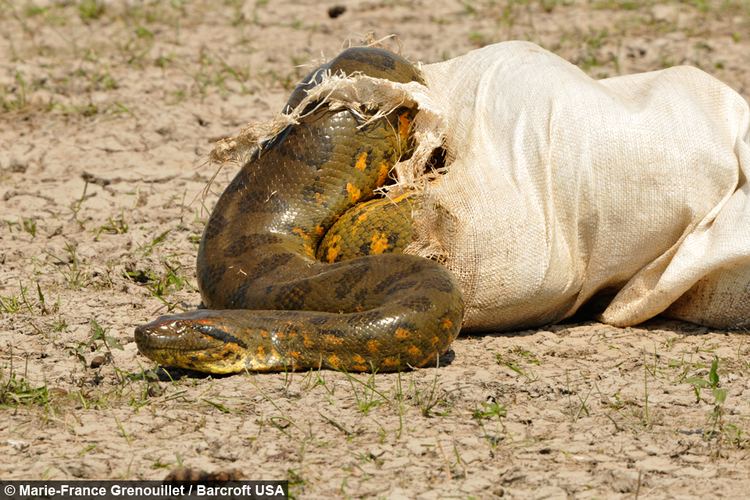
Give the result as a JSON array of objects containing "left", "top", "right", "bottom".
[{"left": 134, "top": 47, "right": 464, "bottom": 373}]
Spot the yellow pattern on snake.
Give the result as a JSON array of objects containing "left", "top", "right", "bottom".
[{"left": 134, "top": 48, "right": 465, "bottom": 373}]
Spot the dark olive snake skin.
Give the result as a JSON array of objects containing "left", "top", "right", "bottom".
[{"left": 134, "top": 48, "right": 465, "bottom": 373}]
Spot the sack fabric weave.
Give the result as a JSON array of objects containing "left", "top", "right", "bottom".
[{"left": 398, "top": 41, "right": 750, "bottom": 330}]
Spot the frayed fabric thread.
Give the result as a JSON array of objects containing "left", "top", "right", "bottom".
[{"left": 209, "top": 72, "right": 449, "bottom": 195}]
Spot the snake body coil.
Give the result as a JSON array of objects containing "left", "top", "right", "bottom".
[{"left": 135, "top": 48, "right": 464, "bottom": 373}]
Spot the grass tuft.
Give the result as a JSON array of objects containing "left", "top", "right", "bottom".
[
  {"left": 0, "top": 371, "right": 50, "bottom": 408},
  {"left": 78, "top": 0, "right": 105, "bottom": 22}
]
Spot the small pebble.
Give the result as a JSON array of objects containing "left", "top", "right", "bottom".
[
  {"left": 9, "top": 158, "right": 28, "bottom": 173},
  {"left": 90, "top": 355, "right": 107, "bottom": 368},
  {"left": 147, "top": 384, "right": 164, "bottom": 398},
  {"left": 328, "top": 5, "right": 346, "bottom": 18},
  {"left": 7, "top": 439, "right": 30, "bottom": 451}
]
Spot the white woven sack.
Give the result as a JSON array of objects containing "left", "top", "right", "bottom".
[{"left": 396, "top": 41, "right": 750, "bottom": 330}]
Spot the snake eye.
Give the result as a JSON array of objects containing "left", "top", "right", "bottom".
[{"left": 194, "top": 323, "right": 249, "bottom": 349}]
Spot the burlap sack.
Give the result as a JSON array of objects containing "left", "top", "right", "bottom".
[{"left": 215, "top": 41, "right": 750, "bottom": 331}]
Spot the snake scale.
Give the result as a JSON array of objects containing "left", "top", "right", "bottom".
[{"left": 134, "top": 47, "right": 465, "bottom": 373}]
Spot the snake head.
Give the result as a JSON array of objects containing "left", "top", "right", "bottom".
[{"left": 134, "top": 311, "right": 249, "bottom": 374}]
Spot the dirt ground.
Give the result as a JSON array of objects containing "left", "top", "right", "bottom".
[{"left": 2, "top": 0, "right": 750, "bottom": 498}]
